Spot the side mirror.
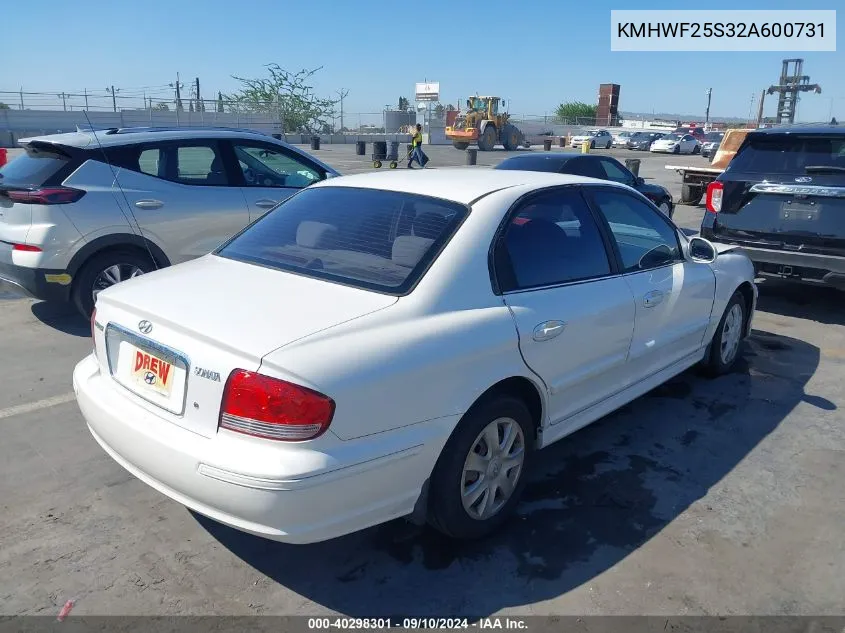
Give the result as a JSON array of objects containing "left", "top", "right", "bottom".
[{"left": 689, "top": 236, "right": 717, "bottom": 262}]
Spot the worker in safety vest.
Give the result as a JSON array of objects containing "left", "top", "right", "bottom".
[{"left": 408, "top": 123, "right": 428, "bottom": 168}]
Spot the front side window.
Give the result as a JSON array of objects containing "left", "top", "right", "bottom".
[
  {"left": 590, "top": 189, "right": 681, "bottom": 272},
  {"left": 599, "top": 159, "right": 633, "bottom": 185},
  {"left": 216, "top": 187, "right": 466, "bottom": 294},
  {"left": 233, "top": 143, "right": 322, "bottom": 189},
  {"left": 496, "top": 188, "right": 612, "bottom": 291}
]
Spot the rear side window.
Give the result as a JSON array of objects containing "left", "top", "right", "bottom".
[
  {"left": 0, "top": 147, "right": 68, "bottom": 186},
  {"left": 104, "top": 142, "right": 228, "bottom": 185},
  {"left": 495, "top": 156, "right": 569, "bottom": 172},
  {"left": 729, "top": 134, "right": 845, "bottom": 174},
  {"left": 216, "top": 187, "right": 467, "bottom": 294}
]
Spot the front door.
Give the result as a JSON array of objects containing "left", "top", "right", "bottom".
[
  {"left": 229, "top": 140, "right": 325, "bottom": 221},
  {"left": 496, "top": 186, "right": 635, "bottom": 426},
  {"left": 586, "top": 187, "right": 716, "bottom": 379}
]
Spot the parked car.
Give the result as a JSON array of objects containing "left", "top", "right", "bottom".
[
  {"left": 701, "top": 124, "right": 845, "bottom": 289},
  {"left": 0, "top": 127, "right": 339, "bottom": 317},
  {"left": 570, "top": 129, "right": 613, "bottom": 149},
  {"left": 701, "top": 132, "right": 726, "bottom": 159},
  {"left": 627, "top": 132, "right": 666, "bottom": 151},
  {"left": 651, "top": 133, "right": 701, "bottom": 154},
  {"left": 495, "top": 153, "right": 674, "bottom": 217},
  {"left": 75, "top": 168, "right": 756, "bottom": 544},
  {"left": 612, "top": 131, "right": 635, "bottom": 147}
]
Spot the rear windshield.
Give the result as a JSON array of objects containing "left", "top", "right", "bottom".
[
  {"left": 661, "top": 134, "right": 682, "bottom": 141},
  {"left": 0, "top": 147, "right": 68, "bottom": 186},
  {"left": 216, "top": 186, "right": 468, "bottom": 294},
  {"left": 495, "top": 156, "right": 568, "bottom": 172},
  {"left": 729, "top": 133, "right": 845, "bottom": 174}
]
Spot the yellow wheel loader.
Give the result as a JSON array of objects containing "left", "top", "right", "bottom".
[{"left": 445, "top": 96, "right": 527, "bottom": 151}]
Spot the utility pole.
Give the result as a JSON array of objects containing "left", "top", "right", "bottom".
[
  {"left": 704, "top": 88, "right": 712, "bottom": 129},
  {"left": 195, "top": 77, "right": 202, "bottom": 112},
  {"left": 19, "top": 87, "right": 24, "bottom": 110},
  {"left": 756, "top": 89, "right": 766, "bottom": 126},
  {"left": 57, "top": 92, "right": 67, "bottom": 112},
  {"left": 171, "top": 73, "right": 184, "bottom": 112},
  {"left": 106, "top": 85, "right": 119, "bottom": 112},
  {"left": 83, "top": 88, "right": 89, "bottom": 110},
  {"left": 335, "top": 89, "right": 349, "bottom": 132}
]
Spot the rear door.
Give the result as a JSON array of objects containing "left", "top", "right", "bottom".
[
  {"left": 710, "top": 132, "right": 845, "bottom": 254},
  {"left": 108, "top": 140, "right": 250, "bottom": 264},
  {"left": 227, "top": 139, "right": 327, "bottom": 221}
]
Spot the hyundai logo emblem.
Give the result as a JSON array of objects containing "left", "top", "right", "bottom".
[
  {"left": 138, "top": 320, "right": 153, "bottom": 334},
  {"left": 795, "top": 176, "right": 813, "bottom": 183},
  {"left": 144, "top": 371, "right": 156, "bottom": 385}
]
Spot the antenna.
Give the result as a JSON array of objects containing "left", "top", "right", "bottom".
[{"left": 81, "top": 110, "right": 159, "bottom": 273}]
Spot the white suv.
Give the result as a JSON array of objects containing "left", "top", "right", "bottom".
[{"left": 0, "top": 127, "right": 339, "bottom": 316}]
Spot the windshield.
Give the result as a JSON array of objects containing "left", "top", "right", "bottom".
[
  {"left": 216, "top": 186, "right": 468, "bottom": 294},
  {"left": 728, "top": 133, "right": 845, "bottom": 175},
  {"left": 661, "top": 134, "right": 682, "bottom": 141},
  {"left": 705, "top": 133, "right": 724, "bottom": 142}
]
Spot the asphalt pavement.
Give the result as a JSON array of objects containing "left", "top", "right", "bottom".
[{"left": 2, "top": 143, "right": 844, "bottom": 617}]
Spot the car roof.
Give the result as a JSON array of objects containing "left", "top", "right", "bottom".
[
  {"left": 17, "top": 126, "right": 279, "bottom": 149},
  {"left": 749, "top": 124, "right": 843, "bottom": 136},
  {"left": 311, "top": 167, "right": 621, "bottom": 204},
  {"left": 497, "top": 153, "right": 578, "bottom": 167}
]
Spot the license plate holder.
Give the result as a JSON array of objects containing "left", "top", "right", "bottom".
[{"left": 781, "top": 200, "right": 821, "bottom": 222}]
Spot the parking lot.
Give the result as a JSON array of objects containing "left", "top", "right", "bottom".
[{"left": 2, "top": 143, "right": 845, "bottom": 617}]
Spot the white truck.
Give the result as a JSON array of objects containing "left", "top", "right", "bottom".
[{"left": 665, "top": 129, "right": 753, "bottom": 205}]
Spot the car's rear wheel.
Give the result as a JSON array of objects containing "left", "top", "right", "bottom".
[
  {"left": 427, "top": 394, "right": 534, "bottom": 539},
  {"left": 73, "top": 250, "right": 155, "bottom": 318},
  {"left": 701, "top": 291, "right": 746, "bottom": 376}
]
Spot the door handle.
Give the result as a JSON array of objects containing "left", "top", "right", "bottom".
[
  {"left": 533, "top": 320, "right": 566, "bottom": 342},
  {"left": 643, "top": 290, "right": 664, "bottom": 308},
  {"left": 254, "top": 199, "right": 278, "bottom": 209},
  {"left": 134, "top": 199, "right": 163, "bottom": 210}
]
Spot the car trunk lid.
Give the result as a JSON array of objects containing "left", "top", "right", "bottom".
[
  {"left": 710, "top": 132, "right": 845, "bottom": 255},
  {"left": 93, "top": 255, "right": 398, "bottom": 438}
]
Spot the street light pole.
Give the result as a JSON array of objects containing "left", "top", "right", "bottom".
[{"left": 704, "top": 87, "right": 712, "bottom": 130}]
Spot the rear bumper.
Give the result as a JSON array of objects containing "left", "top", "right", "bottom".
[
  {"left": 73, "top": 354, "right": 453, "bottom": 544},
  {"left": 702, "top": 234, "right": 845, "bottom": 288},
  {"left": 0, "top": 260, "right": 72, "bottom": 302}
]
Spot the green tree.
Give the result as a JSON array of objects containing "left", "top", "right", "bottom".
[
  {"left": 217, "top": 91, "right": 224, "bottom": 113},
  {"left": 398, "top": 96, "right": 410, "bottom": 111},
  {"left": 434, "top": 103, "right": 445, "bottom": 119},
  {"left": 0, "top": 102, "right": 10, "bottom": 110},
  {"left": 154, "top": 102, "right": 170, "bottom": 111},
  {"left": 224, "top": 64, "right": 337, "bottom": 133},
  {"left": 555, "top": 101, "right": 597, "bottom": 122}
]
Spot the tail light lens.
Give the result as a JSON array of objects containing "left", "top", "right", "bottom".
[
  {"left": 706, "top": 181, "right": 724, "bottom": 213},
  {"left": 6, "top": 187, "right": 85, "bottom": 205},
  {"left": 220, "top": 370, "right": 335, "bottom": 441}
]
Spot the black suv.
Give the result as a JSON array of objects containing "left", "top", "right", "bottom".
[{"left": 701, "top": 125, "right": 845, "bottom": 288}]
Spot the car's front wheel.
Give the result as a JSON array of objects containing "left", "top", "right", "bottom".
[
  {"left": 701, "top": 290, "right": 747, "bottom": 376},
  {"left": 427, "top": 394, "right": 534, "bottom": 539},
  {"left": 73, "top": 250, "right": 156, "bottom": 318}
]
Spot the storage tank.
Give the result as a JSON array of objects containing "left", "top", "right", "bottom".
[{"left": 385, "top": 110, "right": 416, "bottom": 133}]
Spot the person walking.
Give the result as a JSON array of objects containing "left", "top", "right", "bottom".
[{"left": 408, "top": 123, "right": 429, "bottom": 169}]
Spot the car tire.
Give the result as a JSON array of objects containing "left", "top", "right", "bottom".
[
  {"left": 673, "top": 145, "right": 681, "bottom": 154},
  {"left": 427, "top": 394, "right": 534, "bottom": 540},
  {"left": 700, "top": 291, "right": 746, "bottom": 377},
  {"left": 72, "top": 249, "right": 156, "bottom": 318},
  {"left": 606, "top": 140, "right": 612, "bottom": 149},
  {"left": 693, "top": 145, "right": 701, "bottom": 154}
]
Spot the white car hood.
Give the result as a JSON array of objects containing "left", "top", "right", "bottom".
[{"left": 95, "top": 254, "right": 399, "bottom": 358}]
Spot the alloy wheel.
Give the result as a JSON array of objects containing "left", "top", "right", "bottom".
[
  {"left": 720, "top": 303, "right": 744, "bottom": 365},
  {"left": 92, "top": 264, "right": 145, "bottom": 300}
]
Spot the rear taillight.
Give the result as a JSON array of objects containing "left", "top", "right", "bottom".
[
  {"left": 6, "top": 187, "right": 85, "bottom": 205},
  {"left": 11, "top": 243, "right": 42, "bottom": 252},
  {"left": 220, "top": 370, "right": 335, "bottom": 441},
  {"left": 706, "top": 181, "right": 723, "bottom": 213}
]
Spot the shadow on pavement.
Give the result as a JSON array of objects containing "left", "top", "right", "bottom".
[
  {"left": 756, "top": 279, "right": 845, "bottom": 326},
  {"left": 196, "top": 329, "right": 821, "bottom": 618},
  {"left": 30, "top": 301, "right": 89, "bottom": 337}
]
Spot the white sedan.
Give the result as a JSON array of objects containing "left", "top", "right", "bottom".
[
  {"left": 650, "top": 133, "right": 701, "bottom": 154},
  {"left": 570, "top": 129, "right": 613, "bottom": 149},
  {"left": 74, "top": 169, "right": 757, "bottom": 544}
]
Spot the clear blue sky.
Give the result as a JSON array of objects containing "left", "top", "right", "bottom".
[{"left": 3, "top": 0, "right": 842, "bottom": 122}]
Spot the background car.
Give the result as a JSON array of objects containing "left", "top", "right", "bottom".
[
  {"left": 675, "top": 127, "right": 707, "bottom": 142},
  {"left": 650, "top": 133, "right": 701, "bottom": 154},
  {"left": 701, "top": 124, "right": 845, "bottom": 289},
  {"left": 701, "top": 131, "right": 726, "bottom": 159},
  {"left": 495, "top": 153, "right": 674, "bottom": 217},
  {"left": 0, "top": 127, "right": 339, "bottom": 317},
  {"left": 627, "top": 132, "right": 666, "bottom": 150},
  {"left": 612, "top": 131, "right": 635, "bottom": 147},
  {"left": 570, "top": 129, "right": 613, "bottom": 149},
  {"left": 75, "top": 169, "right": 756, "bottom": 545}
]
